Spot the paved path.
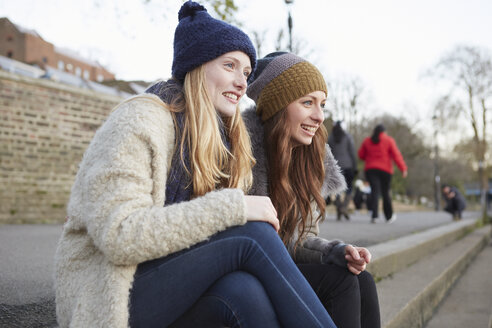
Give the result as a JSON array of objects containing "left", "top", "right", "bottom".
[
  {"left": 425, "top": 238, "right": 492, "bottom": 328},
  {"left": 0, "top": 224, "right": 61, "bottom": 327},
  {"left": 0, "top": 210, "right": 480, "bottom": 327},
  {"left": 318, "top": 210, "right": 477, "bottom": 247}
]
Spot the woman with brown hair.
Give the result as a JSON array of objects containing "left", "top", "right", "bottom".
[{"left": 244, "top": 51, "right": 381, "bottom": 328}]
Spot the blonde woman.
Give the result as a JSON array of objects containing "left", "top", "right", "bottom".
[{"left": 54, "top": 2, "right": 336, "bottom": 328}]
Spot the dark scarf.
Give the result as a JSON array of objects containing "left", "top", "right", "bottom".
[{"left": 146, "top": 80, "right": 231, "bottom": 206}]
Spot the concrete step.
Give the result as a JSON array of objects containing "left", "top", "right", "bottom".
[
  {"left": 424, "top": 238, "right": 492, "bottom": 328},
  {"left": 367, "top": 218, "right": 478, "bottom": 280},
  {"left": 376, "top": 225, "right": 491, "bottom": 328}
]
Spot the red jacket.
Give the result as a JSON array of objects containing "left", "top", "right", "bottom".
[{"left": 358, "top": 132, "right": 407, "bottom": 174}]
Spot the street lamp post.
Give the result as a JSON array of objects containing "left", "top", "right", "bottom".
[
  {"left": 285, "top": 0, "right": 294, "bottom": 52},
  {"left": 478, "top": 160, "right": 486, "bottom": 219},
  {"left": 432, "top": 115, "right": 441, "bottom": 211}
]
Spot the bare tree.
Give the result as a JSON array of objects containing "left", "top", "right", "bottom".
[
  {"left": 427, "top": 45, "right": 492, "bottom": 220},
  {"left": 269, "top": 29, "right": 315, "bottom": 59},
  {"left": 326, "top": 75, "right": 368, "bottom": 139},
  {"left": 275, "top": 29, "right": 285, "bottom": 52},
  {"left": 251, "top": 30, "right": 267, "bottom": 58},
  {"left": 205, "top": 0, "right": 241, "bottom": 25},
  {"left": 142, "top": 0, "right": 240, "bottom": 24}
]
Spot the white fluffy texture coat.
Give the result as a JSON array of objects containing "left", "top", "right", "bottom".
[{"left": 54, "top": 95, "right": 247, "bottom": 328}]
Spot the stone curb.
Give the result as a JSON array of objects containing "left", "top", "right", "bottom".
[
  {"left": 367, "top": 218, "right": 478, "bottom": 280},
  {"left": 383, "top": 225, "right": 491, "bottom": 328}
]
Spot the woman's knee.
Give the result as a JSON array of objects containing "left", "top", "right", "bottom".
[
  {"left": 241, "top": 221, "right": 279, "bottom": 239},
  {"left": 206, "top": 271, "right": 278, "bottom": 323},
  {"left": 335, "top": 268, "right": 359, "bottom": 294},
  {"left": 357, "top": 271, "right": 378, "bottom": 296},
  {"left": 313, "top": 264, "right": 360, "bottom": 297},
  {"left": 171, "top": 272, "right": 279, "bottom": 328},
  {"left": 207, "top": 271, "right": 270, "bottom": 306},
  {"left": 225, "top": 221, "right": 284, "bottom": 251},
  {"left": 358, "top": 270, "right": 375, "bottom": 285}
]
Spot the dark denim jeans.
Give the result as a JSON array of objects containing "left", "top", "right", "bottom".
[
  {"left": 170, "top": 271, "right": 279, "bottom": 327},
  {"left": 129, "top": 222, "right": 336, "bottom": 328},
  {"left": 365, "top": 169, "right": 393, "bottom": 220}
]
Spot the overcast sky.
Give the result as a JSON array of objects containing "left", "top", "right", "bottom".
[{"left": 1, "top": 0, "right": 491, "bottom": 125}]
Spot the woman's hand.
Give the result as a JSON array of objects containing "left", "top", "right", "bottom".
[
  {"left": 345, "top": 245, "right": 372, "bottom": 275},
  {"left": 244, "top": 195, "right": 280, "bottom": 232}
]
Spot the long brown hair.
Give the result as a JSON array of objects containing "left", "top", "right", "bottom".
[{"left": 264, "top": 109, "right": 327, "bottom": 247}]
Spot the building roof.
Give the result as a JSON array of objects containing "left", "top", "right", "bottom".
[
  {"left": 13, "top": 23, "right": 42, "bottom": 39},
  {"left": 1, "top": 17, "right": 43, "bottom": 39},
  {"left": 1, "top": 17, "right": 114, "bottom": 77},
  {"left": 55, "top": 46, "right": 102, "bottom": 68},
  {"left": 0, "top": 54, "right": 129, "bottom": 98},
  {"left": 0, "top": 54, "right": 44, "bottom": 78}
]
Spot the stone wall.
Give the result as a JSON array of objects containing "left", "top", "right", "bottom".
[{"left": 0, "top": 70, "right": 123, "bottom": 223}]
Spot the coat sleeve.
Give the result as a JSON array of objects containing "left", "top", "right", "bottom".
[
  {"left": 389, "top": 137, "right": 407, "bottom": 173},
  {"left": 242, "top": 107, "right": 269, "bottom": 196},
  {"left": 288, "top": 217, "right": 347, "bottom": 267},
  {"left": 68, "top": 98, "right": 247, "bottom": 266},
  {"left": 348, "top": 134, "right": 358, "bottom": 171}
]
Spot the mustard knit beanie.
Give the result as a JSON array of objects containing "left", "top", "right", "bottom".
[{"left": 247, "top": 52, "right": 327, "bottom": 122}]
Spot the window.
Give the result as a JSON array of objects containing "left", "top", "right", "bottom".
[
  {"left": 58, "top": 60, "right": 64, "bottom": 70},
  {"left": 83, "top": 70, "right": 90, "bottom": 80},
  {"left": 7, "top": 35, "right": 13, "bottom": 41},
  {"left": 7, "top": 51, "right": 13, "bottom": 58},
  {"left": 42, "top": 57, "right": 47, "bottom": 63},
  {"left": 75, "top": 67, "right": 81, "bottom": 77},
  {"left": 97, "top": 74, "right": 103, "bottom": 82},
  {"left": 66, "top": 63, "right": 73, "bottom": 71}
]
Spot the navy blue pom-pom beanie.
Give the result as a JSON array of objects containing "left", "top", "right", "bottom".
[{"left": 172, "top": 0, "right": 257, "bottom": 83}]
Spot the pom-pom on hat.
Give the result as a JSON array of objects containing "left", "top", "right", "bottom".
[
  {"left": 172, "top": 1, "right": 257, "bottom": 83},
  {"left": 247, "top": 52, "right": 327, "bottom": 122}
]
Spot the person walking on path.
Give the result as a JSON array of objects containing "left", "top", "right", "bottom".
[
  {"left": 328, "top": 120, "right": 358, "bottom": 220},
  {"left": 353, "top": 179, "right": 372, "bottom": 212},
  {"left": 54, "top": 3, "right": 337, "bottom": 328},
  {"left": 244, "top": 51, "right": 381, "bottom": 328},
  {"left": 442, "top": 184, "right": 466, "bottom": 220},
  {"left": 358, "top": 124, "right": 407, "bottom": 223}
]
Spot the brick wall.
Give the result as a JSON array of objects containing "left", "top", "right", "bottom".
[{"left": 0, "top": 70, "right": 123, "bottom": 223}]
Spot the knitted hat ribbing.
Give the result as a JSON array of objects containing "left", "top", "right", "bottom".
[
  {"left": 247, "top": 53, "right": 327, "bottom": 122},
  {"left": 172, "top": 1, "right": 256, "bottom": 83}
]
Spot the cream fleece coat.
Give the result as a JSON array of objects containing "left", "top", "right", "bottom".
[{"left": 54, "top": 95, "right": 247, "bottom": 328}]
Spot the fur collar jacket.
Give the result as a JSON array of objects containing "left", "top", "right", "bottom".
[
  {"left": 242, "top": 107, "right": 348, "bottom": 266},
  {"left": 55, "top": 95, "right": 247, "bottom": 328}
]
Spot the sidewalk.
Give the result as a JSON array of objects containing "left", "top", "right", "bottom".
[
  {"left": 319, "top": 209, "right": 474, "bottom": 247},
  {"left": 425, "top": 238, "right": 492, "bottom": 327},
  {"left": 0, "top": 210, "right": 479, "bottom": 327}
]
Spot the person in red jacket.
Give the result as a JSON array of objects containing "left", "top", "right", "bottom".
[{"left": 358, "top": 124, "right": 407, "bottom": 223}]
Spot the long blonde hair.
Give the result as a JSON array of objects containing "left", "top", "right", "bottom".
[{"left": 175, "top": 66, "right": 255, "bottom": 196}]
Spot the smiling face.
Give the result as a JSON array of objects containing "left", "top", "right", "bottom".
[
  {"left": 203, "top": 51, "right": 252, "bottom": 117},
  {"left": 285, "top": 91, "right": 326, "bottom": 146}
]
